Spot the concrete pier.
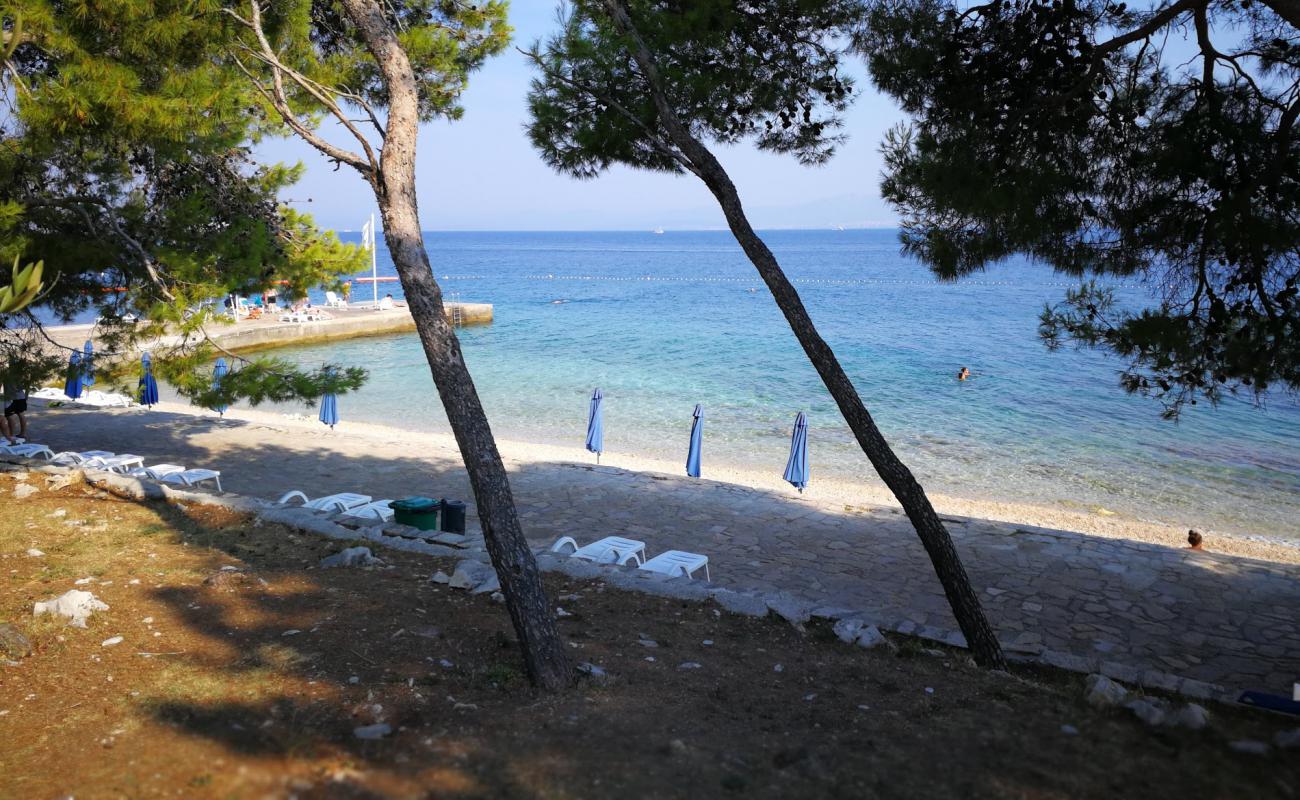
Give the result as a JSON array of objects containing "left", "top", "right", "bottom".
[{"left": 44, "top": 302, "right": 493, "bottom": 355}]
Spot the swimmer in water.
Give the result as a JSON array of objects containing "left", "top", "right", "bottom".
[{"left": 957, "top": 367, "right": 971, "bottom": 381}]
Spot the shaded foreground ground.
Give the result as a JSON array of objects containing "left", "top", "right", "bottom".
[{"left": 1, "top": 475, "right": 1297, "bottom": 799}]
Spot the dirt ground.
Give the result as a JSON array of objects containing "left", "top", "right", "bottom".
[{"left": 1, "top": 471, "right": 1297, "bottom": 799}]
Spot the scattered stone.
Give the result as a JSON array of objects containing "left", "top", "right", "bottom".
[
  {"left": 448, "top": 560, "right": 499, "bottom": 594},
  {"left": 702, "top": 640, "right": 713, "bottom": 646},
  {"left": 1060, "top": 724, "right": 1079, "bottom": 736},
  {"left": 1084, "top": 674, "right": 1129, "bottom": 708},
  {"left": 555, "top": 607, "right": 573, "bottom": 618},
  {"left": 764, "top": 592, "right": 811, "bottom": 627},
  {"left": 1169, "top": 703, "right": 1210, "bottom": 731},
  {"left": 439, "top": 659, "right": 454, "bottom": 669},
  {"left": 833, "top": 618, "right": 864, "bottom": 644},
  {"left": 430, "top": 571, "right": 451, "bottom": 584},
  {"left": 101, "top": 636, "right": 124, "bottom": 648},
  {"left": 12, "top": 483, "right": 37, "bottom": 499},
  {"left": 319, "top": 547, "right": 382, "bottom": 569},
  {"left": 668, "top": 738, "right": 688, "bottom": 756},
  {"left": 282, "top": 630, "right": 302, "bottom": 637},
  {"left": 33, "top": 590, "right": 109, "bottom": 628},
  {"left": 45, "top": 475, "right": 72, "bottom": 490},
  {"left": 25, "top": 549, "right": 43, "bottom": 558},
  {"left": 678, "top": 662, "right": 703, "bottom": 670},
  {"left": 48, "top": 508, "right": 67, "bottom": 518},
  {"left": 854, "top": 625, "right": 892, "bottom": 651},
  {"left": 490, "top": 591, "right": 505, "bottom": 604},
  {"left": 1228, "top": 740, "right": 1270, "bottom": 756},
  {"left": 558, "top": 593, "right": 582, "bottom": 602},
  {"left": 74, "top": 577, "right": 94, "bottom": 585},
  {"left": 644, "top": 656, "right": 656, "bottom": 662},
  {"left": 773, "top": 664, "right": 784, "bottom": 673},
  {"left": 0, "top": 624, "right": 32, "bottom": 659},
  {"left": 353, "top": 723, "right": 392, "bottom": 740},
  {"left": 349, "top": 676, "right": 360, "bottom": 684},
  {"left": 636, "top": 638, "right": 659, "bottom": 649},
  {"left": 203, "top": 569, "right": 248, "bottom": 588},
  {"left": 1273, "top": 728, "right": 1300, "bottom": 750},
  {"left": 1124, "top": 697, "right": 1167, "bottom": 727}
]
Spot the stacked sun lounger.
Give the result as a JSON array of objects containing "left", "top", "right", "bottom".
[{"left": 552, "top": 536, "right": 711, "bottom": 580}]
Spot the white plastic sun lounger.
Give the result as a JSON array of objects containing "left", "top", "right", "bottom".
[
  {"left": 159, "top": 469, "right": 222, "bottom": 491},
  {"left": 344, "top": 499, "right": 395, "bottom": 522},
  {"left": 639, "top": 550, "right": 710, "bottom": 581},
  {"left": 86, "top": 454, "right": 145, "bottom": 473},
  {"left": 128, "top": 464, "right": 188, "bottom": 481},
  {"left": 276, "top": 490, "right": 371, "bottom": 512},
  {"left": 51, "top": 450, "right": 116, "bottom": 466},
  {"left": 551, "top": 535, "right": 646, "bottom": 566},
  {"left": 1, "top": 443, "right": 54, "bottom": 459}
]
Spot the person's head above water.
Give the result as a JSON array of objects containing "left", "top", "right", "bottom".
[
  {"left": 1187, "top": 529, "right": 1204, "bottom": 550},
  {"left": 958, "top": 367, "right": 971, "bottom": 381}
]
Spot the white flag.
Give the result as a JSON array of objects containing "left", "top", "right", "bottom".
[{"left": 361, "top": 218, "right": 374, "bottom": 251}]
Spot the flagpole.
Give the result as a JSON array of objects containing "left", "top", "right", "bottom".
[{"left": 370, "top": 212, "right": 378, "bottom": 308}]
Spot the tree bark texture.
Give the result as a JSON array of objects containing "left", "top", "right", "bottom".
[
  {"left": 604, "top": 0, "right": 1007, "bottom": 669},
  {"left": 338, "top": 0, "right": 573, "bottom": 689}
]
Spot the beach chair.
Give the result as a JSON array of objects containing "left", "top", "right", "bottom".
[
  {"left": 325, "top": 291, "right": 348, "bottom": 309},
  {"left": 276, "top": 490, "right": 371, "bottom": 512},
  {"left": 128, "top": 464, "right": 188, "bottom": 481},
  {"left": 551, "top": 535, "right": 646, "bottom": 566},
  {"left": 159, "top": 469, "right": 222, "bottom": 492},
  {"left": 51, "top": 450, "right": 116, "bottom": 466},
  {"left": 84, "top": 454, "right": 146, "bottom": 473},
  {"left": 1, "top": 443, "right": 55, "bottom": 459},
  {"left": 639, "top": 550, "right": 710, "bottom": 581},
  {"left": 344, "top": 499, "right": 395, "bottom": 522}
]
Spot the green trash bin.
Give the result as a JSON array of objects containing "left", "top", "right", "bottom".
[{"left": 390, "top": 497, "right": 439, "bottom": 531}]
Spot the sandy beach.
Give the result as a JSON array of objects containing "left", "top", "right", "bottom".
[{"left": 33, "top": 396, "right": 1295, "bottom": 566}]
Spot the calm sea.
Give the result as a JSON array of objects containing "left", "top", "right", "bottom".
[{"left": 265, "top": 229, "right": 1300, "bottom": 540}]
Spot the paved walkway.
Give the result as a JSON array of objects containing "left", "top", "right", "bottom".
[{"left": 28, "top": 404, "right": 1300, "bottom": 696}]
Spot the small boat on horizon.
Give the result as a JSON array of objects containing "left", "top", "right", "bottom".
[{"left": 653, "top": 227, "right": 665, "bottom": 234}]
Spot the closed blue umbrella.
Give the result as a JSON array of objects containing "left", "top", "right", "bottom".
[
  {"left": 64, "top": 351, "right": 83, "bottom": 399},
  {"left": 211, "top": 358, "right": 229, "bottom": 416},
  {"left": 783, "top": 411, "right": 809, "bottom": 493},
  {"left": 81, "top": 340, "right": 95, "bottom": 388},
  {"left": 686, "top": 403, "right": 703, "bottom": 478},
  {"left": 139, "top": 352, "right": 159, "bottom": 408},
  {"left": 585, "top": 388, "right": 604, "bottom": 463},
  {"left": 319, "top": 369, "right": 339, "bottom": 429}
]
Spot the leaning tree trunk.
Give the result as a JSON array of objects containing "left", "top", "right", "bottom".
[
  {"left": 604, "top": 1, "right": 1006, "bottom": 669},
  {"left": 340, "top": 0, "right": 572, "bottom": 689}
]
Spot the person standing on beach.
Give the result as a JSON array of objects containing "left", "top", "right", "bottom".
[{"left": 2, "top": 377, "right": 27, "bottom": 444}]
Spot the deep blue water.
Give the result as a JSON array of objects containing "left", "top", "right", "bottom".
[{"left": 268, "top": 229, "right": 1299, "bottom": 539}]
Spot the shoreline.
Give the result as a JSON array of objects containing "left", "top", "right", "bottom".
[{"left": 109, "top": 398, "right": 1300, "bottom": 565}]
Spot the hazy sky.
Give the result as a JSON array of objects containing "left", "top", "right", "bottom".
[{"left": 254, "top": 3, "right": 907, "bottom": 232}]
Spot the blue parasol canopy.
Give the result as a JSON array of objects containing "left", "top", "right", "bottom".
[
  {"left": 686, "top": 404, "right": 703, "bottom": 478},
  {"left": 783, "top": 411, "right": 810, "bottom": 493}
]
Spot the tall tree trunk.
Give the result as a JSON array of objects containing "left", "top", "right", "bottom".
[
  {"left": 604, "top": 0, "right": 1006, "bottom": 669},
  {"left": 339, "top": 0, "right": 573, "bottom": 689}
]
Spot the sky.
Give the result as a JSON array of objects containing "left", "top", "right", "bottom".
[{"left": 252, "top": 3, "right": 907, "bottom": 232}]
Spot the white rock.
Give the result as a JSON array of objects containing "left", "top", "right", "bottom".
[
  {"left": 319, "top": 547, "right": 381, "bottom": 569},
  {"left": 25, "top": 549, "right": 44, "bottom": 558},
  {"left": 12, "top": 483, "right": 37, "bottom": 499},
  {"left": 282, "top": 629, "right": 302, "bottom": 636},
  {"left": 833, "top": 618, "right": 865, "bottom": 644},
  {"left": 74, "top": 577, "right": 93, "bottom": 585},
  {"left": 101, "top": 636, "right": 123, "bottom": 647},
  {"left": 33, "top": 590, "right": 109, "bottom": 628},
  {"left": 48, "top": 508, "right": 67, "bottom": 518},
  {"left": 765, "top": 592, "right": 811, "bottom": 627},
  {"left": 1084, "top": 674, "right": 1129, "bottom": 708},
  {"left": 555, "top": 607, "right": 573, "bottom": 618},
  {"left": 1169, "top": 703, "right": 1210, "bottom": 731},
  {"left": 1124, "top": 697, "right": 1167, "bottom": 727},
  {"left": 1060, "top": 724, "right": 1079, "bottom": 736},
  {"left": 855, "top": 625, "right": 891, "bottom": 650},
  {"left": 430, "top": 571, "right": 451, "bottom": 584},
  {"left": 637, "top": 638, "right": 659, "bottom": 648},
  {"left": 712, "top": 590, "right": 768, "bottom": 618},
  {"left": 353, "top": 723, "right": 391, "bottom": 740},
  {"left": 1228, "top": 740, "right": 1270, "bottom": 756},
  {"left": 678, "top": 662, "right": 703, "bottom": 670},
  {"left": 773, "top": 664, "right": 784, "bottom": 673}
]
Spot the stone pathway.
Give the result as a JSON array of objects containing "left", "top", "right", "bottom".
[{"left": 30, "top": 405, "right": 1300, "bottom": 696}]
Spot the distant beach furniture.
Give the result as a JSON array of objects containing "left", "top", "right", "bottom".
[
  {"left": 325, "top": 291, "right": 348, "bottom": 308},
  {"left": 686, "top": 403, "right": 703, "bottom": 478},
  {"left": 586, "top": 388, "right": 604, "bottom": 463},
  {"left": 783, "top": 411, "right": 810, "bottom": 493},
  {"left": 0, "top": 443, "right": 54, "bottom": 459},
  {"left": 551, "top": 535, "right": 646, "bottom": 566},
  {"left": 276, "top": 490, "right": 373, "bottom": 512},
  {"left": 640, "top": 550, "right": 710, "bottom": 581},
  {"left": 343, "top": 499, "right": 396, "bottom": 523},
  {"left": 129, "top": 464, "right": 187, "bottom": 481},
  {"left": 158, "top": 468, "right": 223, "bottom": 492}
]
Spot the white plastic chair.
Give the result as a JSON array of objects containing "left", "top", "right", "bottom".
[
  {"left": 160, "top": 469, "right": 222, "bottom": 492},
  {"left": 325, "top": 291, "right": 348, "bottom": 309},
  {"left": 551, "top": 535, "right": 646, "bottom": 566},
  {"left": 84, "top": 454, "right": 145, "bottom": 473},
  {"left": 276, "top": 490, "right": 371, "bottom": 512},
  {"left": 1, "top": 443, "right": 54, "bottom": 459},
  {"left": 344, "top": 499, "right": 394, "bottom": 522},
  {"left": 639, "top": 550, "right": 710, "bottom": 581},
  {"left": 128, "top": 464, "right": 188, "bottom": 481},
  {"left": 51, "top": 450, "right": 115, "bottom": 466}
]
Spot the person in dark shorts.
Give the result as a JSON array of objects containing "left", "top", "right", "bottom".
[{"left": 3, "top": 379, "right": 27, "bottom": 444}]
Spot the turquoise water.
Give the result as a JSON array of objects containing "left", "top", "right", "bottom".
[{"left": 268, "top": 230, "right": 1300, "bottom": 539}]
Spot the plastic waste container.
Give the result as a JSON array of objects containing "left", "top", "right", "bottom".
[
  {"left": 390, "top": 497, "right": 439, "bottom": 531},
  {"left": 439, "top": 499, "right": 467, "bottom": 534}
]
